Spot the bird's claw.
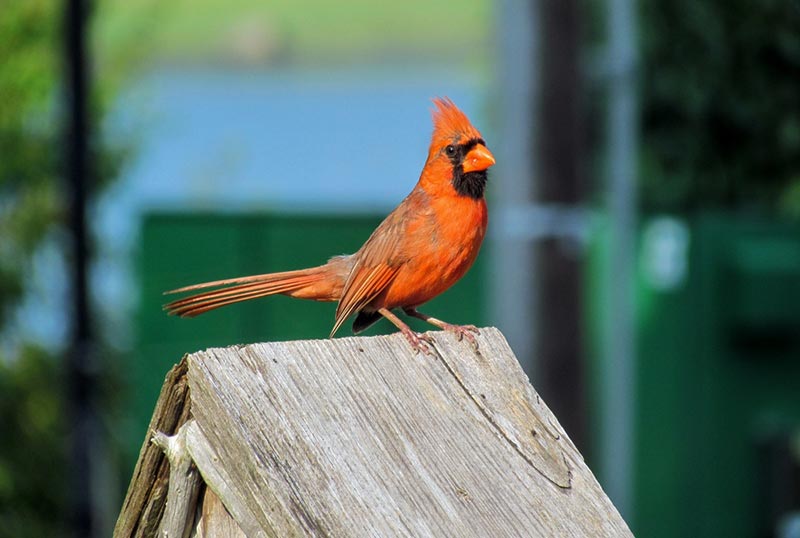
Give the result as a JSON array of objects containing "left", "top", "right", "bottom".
[
  {"left": 402, "top": 329, "right": 435, "bottom": 355},
  {"left": 443, "top": 324, "right": 480, "bottom": 349}
]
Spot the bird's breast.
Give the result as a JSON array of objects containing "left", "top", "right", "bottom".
[{"left": 377, "top": 196, "right": 487, "bottom": 309}]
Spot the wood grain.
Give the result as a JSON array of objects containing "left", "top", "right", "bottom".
[
  {"left": 152, "top": 422, "right": 202, "bottom": 538},
  {"left": 191, "top": 484, "right": 247, "bottom": 538},
  {"left": 115, "top": 357, "right": 192, "bottom": 538},
  {"left": 184, "top": 328, "right": 631, "bottom": 537}
]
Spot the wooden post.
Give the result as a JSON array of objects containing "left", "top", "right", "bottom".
[{"left": 115, "top": 328, "right": 631, "bottom": 537}]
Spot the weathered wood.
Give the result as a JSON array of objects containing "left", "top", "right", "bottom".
[
  {"left": 152, "top": 422, "right": 202, "bottom": 538},
  {"left": 191, "top": 484, "right": 247, "bottom": 538},
  {"left": 116, "top": 328, "right": 632, "bottom": 537},
  {"left": 185, "top": 421, "right": 262, "bottom": 537},
  {"left": 115, "top": 357, "right": 192, "bottom": 537}
]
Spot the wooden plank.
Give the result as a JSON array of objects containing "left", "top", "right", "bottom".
[
  {"left": 114, "top": 357, "right": 192, "bottom": 538},
  {"left": 185, "top": 420, "right": 267, "bottom": 537},
  {"left": 152, "top": 422, "right": 202, "bottom": 538},
  {"left": 186, "top": 328, "right": 631, "bottom": 537},
  {"left": 191, "top": 484, "right": 247, "bottom": 538},
  {"left": 431, "top": 330, "right": 574, "bottom": 488}
]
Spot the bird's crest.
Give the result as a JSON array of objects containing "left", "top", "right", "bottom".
[{"left": 430, "top": 97, "right": 482, "bottom": 145}]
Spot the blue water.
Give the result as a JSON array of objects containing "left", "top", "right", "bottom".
[{"left": 105, "top": 68, "right": 483, "bottom": 214}]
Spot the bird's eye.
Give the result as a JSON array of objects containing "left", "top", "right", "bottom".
[{"left": 445, "top": 145, "right": 457, "bottom": 156}]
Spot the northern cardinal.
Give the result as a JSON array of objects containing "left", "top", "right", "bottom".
[{"left": 164, "top": 98, "right": 495, "bottom": 353}]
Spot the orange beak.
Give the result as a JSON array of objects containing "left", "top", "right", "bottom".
[{"left": 462, "top": 144, "right": 496, "bottom": 173}]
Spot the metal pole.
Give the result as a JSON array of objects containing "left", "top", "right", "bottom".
[
  {"left": 491, "top": 0, "right": 539, "bottom": 376},
  {"left": 493, "top": 1, "right": 591, "bottom": 455},
  {"left": 602, "top": 0, "right": 638, "bottom": 519},
  {"left": 64, "top": 0, "right": 95, "bottom": 534}
]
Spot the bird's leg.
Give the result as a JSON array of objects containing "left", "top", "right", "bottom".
[
  {"left": 403, "top": 308, "right": 480, "bottom": 349},
  {"left": 378, "top": 308, "right": 434, "bottom": 355}
]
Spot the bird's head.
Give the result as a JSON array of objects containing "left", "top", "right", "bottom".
[{"left": 421, "top": 97, "right": 496, "bottom": 199}]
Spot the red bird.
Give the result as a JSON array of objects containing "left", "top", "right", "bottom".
[{"left": 164, "top": 98, "right": 495, "bottom": 353}]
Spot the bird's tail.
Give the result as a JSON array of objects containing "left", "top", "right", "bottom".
[{"left": 163, "top": 258, "right": 349, "bottom": 318}]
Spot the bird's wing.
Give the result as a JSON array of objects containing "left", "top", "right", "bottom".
[
  {"left": 330, "top": 263, "right": 398, "bottom": 337},
  {"left": 329, "top": 193, "right": 423, "bottom": 336}
]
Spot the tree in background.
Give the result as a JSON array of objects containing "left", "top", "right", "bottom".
[
  {"left": 639, "top": 0, "right": 800, "bottom": 212},
  {"left": 0, "top": 1, "right": 123, "bottom": 536}
]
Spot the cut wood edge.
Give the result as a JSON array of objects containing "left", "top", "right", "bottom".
[
  {"left": 428, "top": 328, "right": 575, "bottom": 488},
  {"left": 191, "top": 486, "right": 247, "bottom": 538},
  {"left": 152, "top": 421, "right": 202, "bottom": 538},
  {"left": 185, "top": 421, "right": 268, "bottom": 538},
  {"left": 114, "top": 356, "right": 192, "bottom": 538}
]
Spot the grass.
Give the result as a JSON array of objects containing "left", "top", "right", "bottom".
[{"left": 94, "top": 0, "right": 491, "bottom": 68}]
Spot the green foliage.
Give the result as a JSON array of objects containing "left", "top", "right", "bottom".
[
  {"left": 94, "top": 0, "right": 490, "bottom": 67},
  {"left": 0, "top": 0, "right": 60, "bottom": 325},
  {"left": 0, "top": 2, "right": 70, "bottom": 535},
  {"left": 639, "top": 0, "right": 800, "bottom": 211},
  {"left": 0, "top": 346, "right": 67, "bottom": 538},
  {"left": 0, "top": 0, "right": 125, "bottom": 535}
]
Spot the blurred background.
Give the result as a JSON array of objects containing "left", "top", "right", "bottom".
[{"left": 1, "top": 0, "right": 799, "bottom": 536}]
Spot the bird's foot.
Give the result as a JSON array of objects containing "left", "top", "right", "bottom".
[
  {"left": 441, "top": 323, "right": 480, "bottom": 349},
  {"left": 401, "top": 328, "right": 435, "bottom": 355}
]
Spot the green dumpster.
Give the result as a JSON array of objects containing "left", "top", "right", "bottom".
[{"left": 589, "top": 213, "right": 800, "bottom": 537}]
